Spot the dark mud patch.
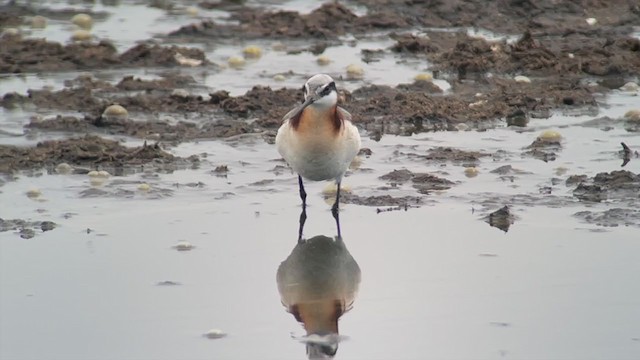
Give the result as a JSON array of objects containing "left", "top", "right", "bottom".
[
  {"left": 574, "top": 208, "right": 640, "bottom": 228},
  {"left": 0, "top": 218, "right": 57, "bottom": 239},
  {"left": 170, "top": 3, "right": 407, "bottom": 40},
  {"left": 571, "top": 170, "right": 640, "bottom": 203},
  {"left": 0, "top": 135, "right": 195, "bottom": 173},
  {"left": 0, "top": 35, "right": 209, "bottom": 73}
]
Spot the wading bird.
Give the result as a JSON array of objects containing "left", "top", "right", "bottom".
[{"left": 276, "top": 74, "right": 361, "bottom": 240}]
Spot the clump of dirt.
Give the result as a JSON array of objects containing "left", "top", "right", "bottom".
[
  {"left": 484, "top": 205, "right": 516, "bottom": 232},
  {"left": 170, "top": 3, "right": 407, "bottom": 40},
  {"left": 571, "top": 170, "right": 640, "bottom": 202},
  {"left": 524, "top": 136, "right": 563, "bottom": 162},
  {"left": 0, "top": 135, "right": 191, "bottom": 173},
  {"left": 0, "top": 35, "right": 208, "bottom": 73}
]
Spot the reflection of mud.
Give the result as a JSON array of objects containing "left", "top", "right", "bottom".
[
  {"left": 379, "top": 169, "right": 454, "bottom": 193},
  {"left": 0, "top": 135, "right": 194, "bottom": 173},
  {"left": 0, "top": 218, "right": 57, "bottom": 239},
  {"left": 574, "top": 208, "right": 640, "bottom": 228}
]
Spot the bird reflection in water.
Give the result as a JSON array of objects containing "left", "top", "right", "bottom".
[{"left": 276, "top": 213, "right": 361, "bottom": 359}]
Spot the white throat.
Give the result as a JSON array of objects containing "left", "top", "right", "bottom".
[{"left": 310, "top": 91, "right": 337, "bottom": 110}]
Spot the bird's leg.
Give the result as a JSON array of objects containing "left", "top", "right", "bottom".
[
  {"left": 332, "top": 180, "right": 342, "bottom": 239},
  {"left": 298, "top": 175, "right": 307, "bottom": 208},
  {"left": 298, "top": 205, "right": 307, "bottom": 244}
]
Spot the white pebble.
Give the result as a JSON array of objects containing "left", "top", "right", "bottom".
[
  {"left": 171, "top": 89, "right": 190, "bottom": 98},
  {"left": 55, "top": 163, "right": 73, "bottom": 174},
  {"left": 174, "top": 53, "right": 202, "bottom": 67},
  {"left": 227, "top": 56, "right": 245, "bottom": 69},
  {"left": 316, "top": 55, "right": 331, "bottom": 66},
  {"left": 538, "top": 130, "right": 562, "bottom": 142},
  {"left": 71, "top": 29, "right": 92, "bottom": 42},
  {"left": 71, "top": 13, "right": 93, "bottom": 29},
  {"left": 137, "top": 183, "right": 151, "bottom": 192},
  {"left": 624, "top": 110, "right": 640, "bottom": 122},
  {"left": 514, "top": 75, "right": 531, "bottom": 83},
  {"left": 26, "top": 188, "right": 42, "bottom": 199},
  {"left": 30, "top": 15, "right": 47, "bottom": 29},
  {"left": 585, "top": 17, "right": 597, "bottom": 26},
  {"left": 464, "top": 167, "right": 479, "bottom": 178},
  {"left": 242, "top": 45, "right": 262, "bottom": 58},
  {"left": 174, "top": 241, "right": 193, "bottom": 251},
  {"left": 103, "top": 104, "right": 128, "bottom": 120},
  {"left": 414, "top": 73, "right": 433, "bottom": 82},
  {"left": 620, "top": 82, "right": 639, "bottom": 92},
  {"left": 346, "top": 64, "right": 364, "bottom": 79}
]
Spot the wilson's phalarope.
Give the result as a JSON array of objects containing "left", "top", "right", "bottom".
[{"left": 276, "top": 74, "right": 361, "bottom": 239}]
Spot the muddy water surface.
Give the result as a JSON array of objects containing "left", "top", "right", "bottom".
[{"left": 2, "top": 1, "right": 640, "bottom": 359}]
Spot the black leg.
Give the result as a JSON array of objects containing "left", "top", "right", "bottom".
[
  {"left": 331, "top": 181, "right": 342, "bottom": 238},
  {"left": 298, "top": 175, "right": 307, "bottom": 207},
  {"left": 298, "top": 206, "right": 307, "bottom": 243}
]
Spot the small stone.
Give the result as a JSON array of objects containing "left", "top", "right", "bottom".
[
  {"left": 585, "top": 17, "right": 597, "bottom": 26},
  {"left": 514, "top": 75, "right": 531, "bottom": 83},
  {"left": 171, "top": 89, "right": 190, "bottom": 98},
  {"left": 346, "top": 64, "right": 364, "bottom": 79},
  {"left": 174, "top": 53, "right": 202, "bottom": 67},
  {"left": 1, "top": 28, "right": 20, "bottom": 37},
  {"left": 242, "top": 45, "right": 262, "bottom": 58},
  {"left": 455, "top": 123, "right": 470, "bottom": 131},
  {"left": 203, "top": 329, "right": 226, "bottom": 339},
  {"left": 26, "top": 188, "right": 42, "bottom": 199},
  {"left": 228, "top": 56, "right": 245, "bottom": 69},
  {"left": 41, "top": 221, "right": 56, "bottom": 232},
  {"left": 624, "top": 110, "right": 640, "bottom": 122},
  {"left": 71, "top": 29, "right": 92, "bottom": 42},
  {"left": 137, "top": 183, "right": 151, "bottom": 192},
  {"left": 103, "top": 104, "right": 128, "bottom": 120},
  {"left": 537, "top": 130, "right": 562, "bottom": 142},
  {"left": 30, "top": 15, "right": 47, "bottom": 29},
  {"left": 55, "top": 163, "right": 73, "bottom": 174},
  {"left": 185, "top": 6, "right": 198, "bottom": 16},
  {"left": 174, "top": 241, "right": 194, "bottom": 251},
  {"left": 316, "top": 55, "right": 331, "bottom": 66},
  {"left": 97, "top": 170, "right": 110, "bottom": 178},
  {"left": 271, "top": 42, "right": 286, "bottom": 51},
  {"left": 414, "top": 73, "right": 433, "bottom": 82},
  {"left": 464, "top": 167, "right": 479, "bottom": 178},
  {"left": 620, "top": 82, "right": 639, "bottom": 92},
  {"left": 273, "top": 74, "right": 286, "bottom": 82},
  {"left": 71, "top": 13, "right": 93, "bottom": 29}
]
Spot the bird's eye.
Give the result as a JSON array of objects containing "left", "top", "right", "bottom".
[{"left": 320, "top": 82, "right": 336, "bottom": 96}]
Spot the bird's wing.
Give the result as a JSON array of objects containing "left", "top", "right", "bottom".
[{"left": 337, "top": 106, "right": 352, "bottom": 122}]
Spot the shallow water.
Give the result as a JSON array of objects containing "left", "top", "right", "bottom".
[{"left": 2, "top": 1, "right": 640, "bottom": 360}]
